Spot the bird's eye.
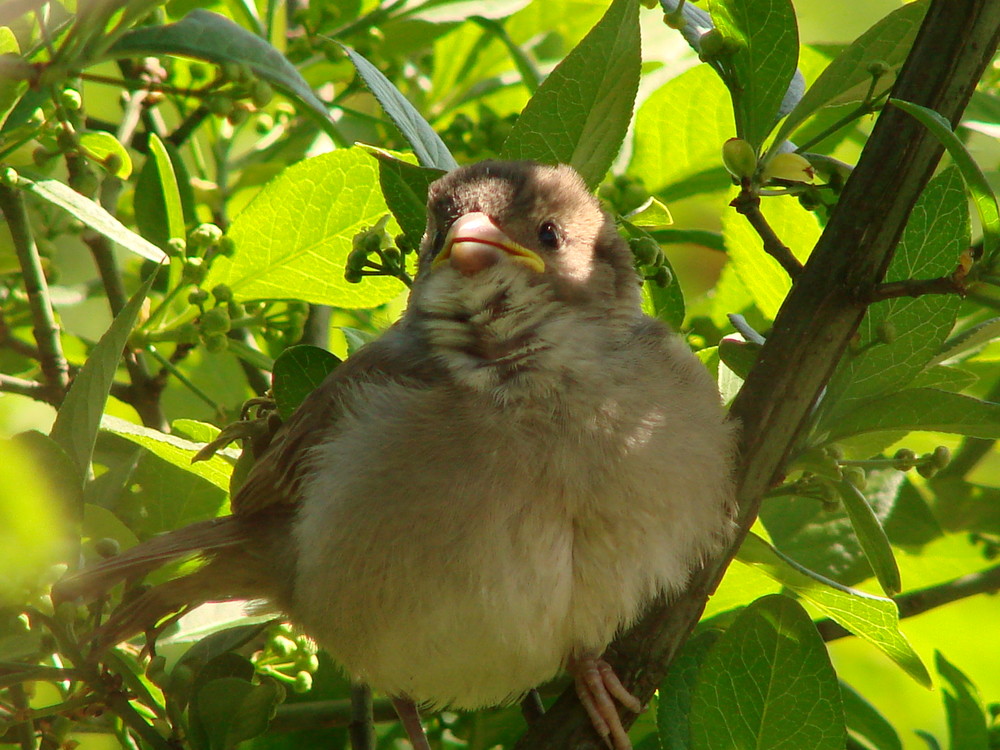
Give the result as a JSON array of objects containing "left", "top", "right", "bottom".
[{"left": 538, "top": 221, "right": 561, "bottom": 249}]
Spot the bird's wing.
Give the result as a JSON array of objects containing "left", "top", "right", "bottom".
[{"left": 231, "top": 325, "right": 439, "bottom": 516}]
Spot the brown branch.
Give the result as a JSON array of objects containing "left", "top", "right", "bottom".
[
  {"left": 730, "top": 188, "right": 804, "bottom": 278},
  {"left": 514, "top": 4, "right": 1000, "bottom": 749},
  {"left": 817, "top": 563, "right": 1000, "bottom": 641},
  {"left": 869, "top": 275, "right": 967, "bottom": 301}
]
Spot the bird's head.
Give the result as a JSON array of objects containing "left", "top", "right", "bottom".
[{"left": 406, "top": 161, "right": 643, "bottom": 396}]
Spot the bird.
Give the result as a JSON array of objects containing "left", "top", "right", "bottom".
[{"left": 55, "top": 160, "right": 737, "bottom": 750}]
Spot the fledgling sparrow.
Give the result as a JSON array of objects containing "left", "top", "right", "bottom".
[{"left": 57, "top": 160, "right": 737, "bottom": 750}]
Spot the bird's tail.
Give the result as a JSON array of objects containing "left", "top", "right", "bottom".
[{"left": 53, "top": 516, "right": 262, "bottom": 650}]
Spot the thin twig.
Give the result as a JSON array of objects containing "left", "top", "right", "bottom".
[
  {"left": 0, "top": 184, "right": 69, "bottom": 394},
  {"left": 868, "top": 274, "right": 967, "bottom": 302},
  {"left": 817, "top": 563, "right": 1000, "bottom": 641},
  {"left": 730, "top": 188, "right": 804, "bottom": 278},
  {"left": 0, "top": 373, "right": 61, "bottom": 405}
]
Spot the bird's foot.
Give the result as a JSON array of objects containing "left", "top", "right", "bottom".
[
  {"left": 568, "top": 654, "right": 642, "bottom": 750},
  {"left": 391, "top": 696, "right": 431, "bottom": 750}
]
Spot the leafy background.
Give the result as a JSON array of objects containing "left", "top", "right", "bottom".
[{"left": 0, "top": 0, "right": 999, "bottom": 749}]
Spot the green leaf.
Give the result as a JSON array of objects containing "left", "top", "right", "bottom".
[
  {"left": 907, "top": 365, "right": 978, "bottom": 393},
  {"left": 272, "top": 345, "right": 341, "bottom": 420},
  {"left": 891, "top": 98, "right": 1000, "bottom": 265},
  {"left": 823, "top": 167, "right": 967, "bottom": 408},
  {"left": 827, "top": 388, "right": 1000, "bottom": 442},
  {"left": 49, "top": 270, "right": 160, "bottom": 484},
  {"left": 135, "top": 138, "right": 196, "bottom": 250},
  {"left": 18, "top": 175, "right": 166, "bottom": 263},
  {"left": 936, "top": 652, "right": 989, "bottom": 750},
  {"left": 204, "top": 147, "right": 406, "bottom": 308},
  {"left": 500, "top": 0, "right": 640, "bottom": 189},
  {"left": 146, "top": 133, "right": 185, "bottom": 243},
  {"left": 342, "top": 45, "right": 458, "bottom": 171},
  {"left": 363, "top": 146, "right": 445, "bottom": 250},
  {"left": 737, "top": 533, "right": 931, "bottom": 687},
  {"left": 629, "top": 65, "right": 734, "bottom": 195},
  {"left": 78, "top": 131, "right": 132, "bottom": 179},
  {"left": 841, "top": 682, "right": 903, "bottom": 750},
  {"left": 931, "top": 316, "right": 1000, "bottom": 366},
  {"left": 658, "top": 631, "right": 719, "bottom": 750},
  {"left": 170, "top": 622, "right": 272, "bottom": 709},
  {"left": 718, "top": 338, "right": 760, "bottom": 379},
  {"left": 0, "top": 439, "right": 69, "bottom": 606},
  {"left": 106, "top": 10, "right": 334, "bottom": 130},
  {"left": 191, "top": 676, "right": 283, "bottom": 749},
  {"left": 625, "top": 221, "right": 684, "bottom": 329},
  {"left": 689, "top": 594, "right": 845, "bottom": 750},
  {"left": 0, "top": 31, "right": 24, "bottom": 125},
  {"left": 707, "top": 0, "right": 799, "bottom": 151},
  {"left": 627, "top": 197, "right": 672, "bottom": 229},
  {"left": 770, "top": 1, "right": 927, "bottom": 152},
  {"left": 836, "top": 480, "right": 900, "bottom": 596},
  {"left": 723, "top": 193, "right": 820, "bottom": 319},
  {"left": 100, "top": 414, "right": 234, "bottom": 492}
]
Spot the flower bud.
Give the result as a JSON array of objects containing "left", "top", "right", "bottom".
[
  {"left": 94, "top": 537, "right": 120, "bottom": 558},
  {"left": 761, "top": 152, "right": 815, "bottom": 184},
  {"left": 722, "top": 138, "right": 757, "bottom": 180},
  {"left": 931, "top": 445, "right": 951, "bottom": 470},
  {"left": 893, "top": 448, "right": 917, "bottom": 471}
]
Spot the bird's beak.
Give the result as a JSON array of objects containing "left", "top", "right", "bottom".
[{"left": 432, "top": 212, "right": 545, "bottom": 275}]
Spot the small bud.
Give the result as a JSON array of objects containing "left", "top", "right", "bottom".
[
  {"left": 917, "top": 460, "right": 939, "bottom": 479},
  {"left": 893, "top": 448, "right": 918, "bottom": 471},
  {"left": 296, "top": 635, "right": 318, "bottom": 655},
  {"left": 60, "top": 88, "right": 83, "bottom": 111},
  {"left": 639, "top": 0, "right": 658, "bottom": 8},
  {"left": 271, "top": 635, "right": 296, "bottom": 657},
  {"left": 345, "top": 267, "right": 363, "bottom": 283},
  {"left": 56, "top": 124, "right": 77, "bottom": 151},
  {"left": 722, "top": 138, "right": 757, "bottom": 180},
  {"left": 698, "top": 29, "right": 727, "bottom": 60},
  {"left": 931, "top": 446, "right": 951, "bottom": 470},
  {"left": 228, "top": 104, "right": 250, "bottom": 126},
  {"left": 843, "top": 467, "right": 867, "bottom": 492},
  {"left": 217, "top": 235, "right": 237, "bottom": 257},
  {"left": 876, "top": 321, "right": 896, "bottom": 345},
  {"left": 166, "top": 237, "right": 187, "bottom": 257},
  {"left": 823, "top": 444, "right": 845, "bottom": 460},
  {"left": 207, "top": 94, "right": 234, "bottom": 117},
  {"left": 94, "top": 537, "right": 120, "bottom": 558},
  {"left": 188, "top": 288, "right": 210, "bottom": 306},
  {"left": 190, "top": 223, "right": 223, "bottom": 248},
  {"left": 292, "top": 671, "right": 313, "bottom": 694},
  {"left": 176, "top": 323, "right": 199, "bottom": 344},
  {"left": 203, "top": 333, "right": 229, "bottom": 353},
  {"left": 33, "top": 146, "right": 54, "bottom": 167},
  {"left": 653, "top": 265, "right": 673, "bottom": 288},
  {"left": 199, "top": 307, "right": 231, "bottom": 335},
  {"left": 866, "top": 60, "right": 891, "bottom": 78},
  {"left": 629, "top": 237, "right": 660, "bottom": 265},
  {"left": 251, "top": 81, "right": 274, "bottom": 108},
  {"left": 211, "top": 284, "right": 233, "bottom": 303},
  {"left": 182, "top": 257, "right": 207, "bottom": 285},
  {"left": 297, "top": 653, "right": 320, "bottom": 673},
  {"left": 0, "top": 167, "right": 18, "bottom": 186},
  {"left": 761, "top": 152, "right": 815, "bottom": 184},
  {"left": 663, "top": 10, "right": 686, "bottom": 29}
]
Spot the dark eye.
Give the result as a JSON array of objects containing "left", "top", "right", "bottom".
[{"left": 538, "top": 221, "right": 561, "bottom": 249}]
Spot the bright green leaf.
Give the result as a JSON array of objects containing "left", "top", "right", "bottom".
[
  {"left": 629, "top": 65, "right": 734, "bottom": 195},
  {"left": 146, "top": 133, "right": 185, "bottom": 242},
  {"left": 343, "top": 45, "right": 458, "bottom": 171},
  {"left": 836, "top": 480, "right": 901, "bottom": 596},
  {"left": 500, "top": 0, "right": 640, "bottom": 189},
  {"left": 49, "top": 270, "right": 161, "bottom": 484},
  {"left": 708, "top": 0, "right": 799, "bottom": 151},
  {"left": 936, "top": 652, "right": 989, "bottom": 750},
  {"left": 892, "top": 98, "right": 1000, "bottom": 265},
  {"left": 658, "top": 631, "right": 719, "bottom": 750},
  {"left": 627, "top": 196, "right": 672, "bottom": 229},
  {"left": 770, "top": 1, "right": 927, "bottom": 152},
  {"left": 204, "top": 147, "right": 406, "bottom": 308},
  {"left": 931, "top": 316, "right": 1000, "bottom": 366},
  {"left": 738, "top": 533, "right": 931, "bottom": 687},
  {"left": 100, "top": 414, "right": 234, "bottom": 492},
  {"left": 824, "top": 167, "right": 967, "bottom": 408},
  {"left": 18, "top": 175, "right": 166, "bottom": 263},
  {"left": 78, "top": 131, "right": 132, "bottom": 179},
  {"left": 827, "top": 388, "right": 1000, "bottom": 442},
  {"left": 362, "top": 146, "right": 445, "bottom": 250},
  {"left": 841, "top": 682, "right": 903, "bottom": 750},
  {"left": 106, "top": 10, "right": 334, "bottom": 130},
  {"left": 272, "top": 345, "right": 341, "bottom": 420},
  {"left": 192, "top": 676, "right": 283, "bottom": 749},
  {"left": 724, "top": 193, "right": 820, "bottom": 319},
  {"left": 689, "top": 594, "right": 845, "bottom": 750}
]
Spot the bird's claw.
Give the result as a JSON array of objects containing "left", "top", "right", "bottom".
[{"left": 570, "top": 655, "right": 642, "bottom": 750}]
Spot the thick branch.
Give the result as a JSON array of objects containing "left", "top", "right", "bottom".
[
  {"left": 514, "top": 4, "right": 1000, "bottom": 749},
  {"left": 817, "top": 563, "right": 1000, "bottom": 641},
  {"left": 0, "top": 184, "right": 70, "bottom": 394}
]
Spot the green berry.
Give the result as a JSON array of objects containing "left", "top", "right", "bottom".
[
  {"left": 867, "top": 60, "right": 891, "bottom": 78},
  {"left": 207, "top": 94, "right": 234, "bottom": 117},
  {"left": 0, "top": 167, "right": 18, "bottom": 186},
  {"left": 94, "top": 537, "right": 120, "bottom": 558},
  {"left": 843, "top": 467, "right": 867, "bottom": 491},
  {"left": 653, "top": 265, "right": 673, "bottom": 288},
  {"left": 167, "top": 237, "right": 187, "bottom": 257},
  {"left": 217, "top": 236, "right": 237, "bottom": 257},
  {"left": 199, "top": 307, "right": 231, "bottom": 335},
  {"left": 251, "top": 81, "right": 274, "bottom": 108},
  {"left": 931, "top": 445, "right": 951, "bottom": 470},
  {"left": 60, "top": 88, "right": 83, "bottom": 111},
  {"left": 188, "top": 288, "right": 210, "bottom": 306},
  {"left": 211, "top": 284, "right": 233, "bottom": 303},
  {"left": 893, "top": 448, "right": 918, "bottom": 471},
  {"left": 629, "top": 237, "right": 660, "bottom": 266},
  {"left": 203, "top": 333, "right": 229, "bottom": 353},
  {"left": 292, "top": 671, "right": 313, "bottom": 694}
]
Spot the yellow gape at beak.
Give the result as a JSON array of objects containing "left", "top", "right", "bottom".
[{"left": 432, "top": 212, "right": 545, "bottom": 275}]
